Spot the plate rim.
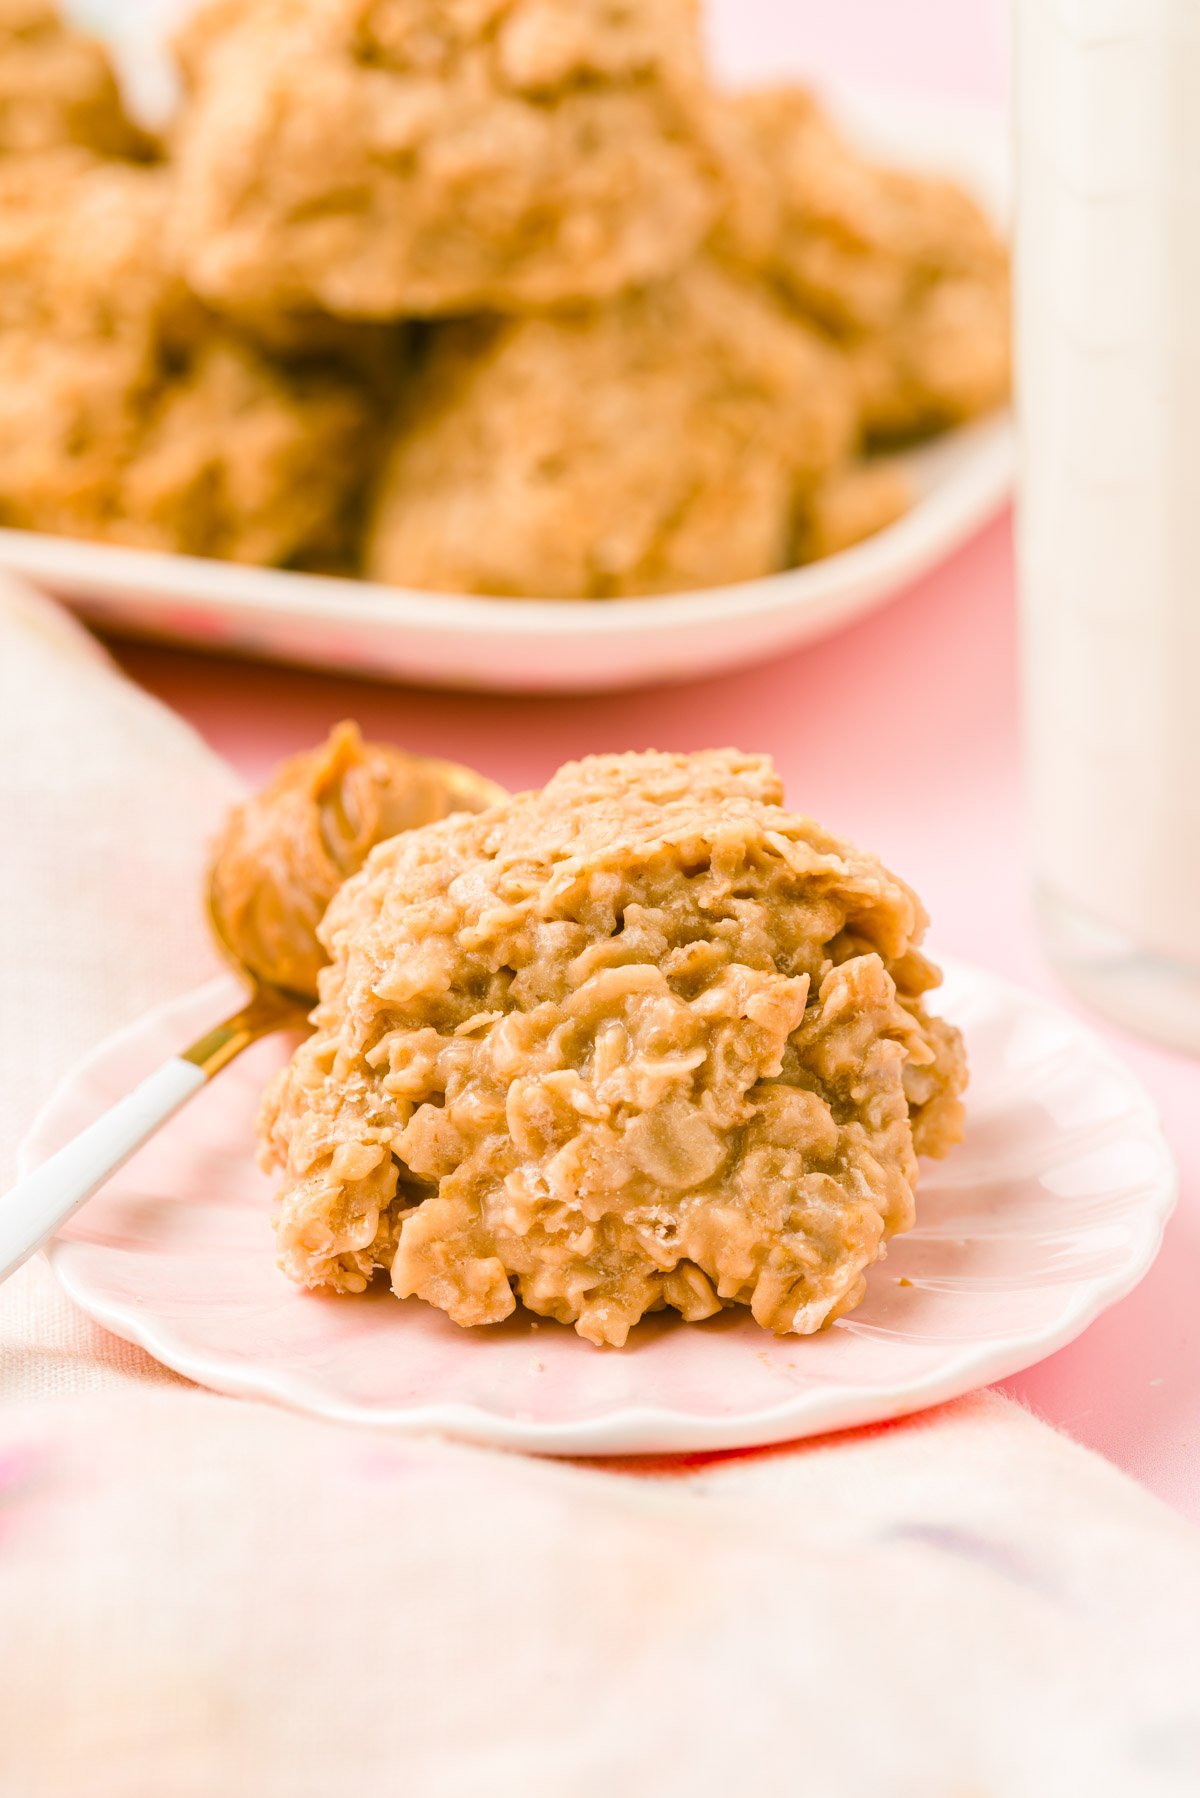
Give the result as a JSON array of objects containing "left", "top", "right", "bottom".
[
  {"left": 21, "top": 959, "right": 1179, "bottom": 1457},
  {"left": 0, "top": 417, "right": 1011, "bottom": 640}
]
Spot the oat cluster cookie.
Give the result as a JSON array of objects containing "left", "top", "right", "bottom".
[
  {"left": 259, "top": 749, "right": 967, "bottom": 1347},
  {"left": 796, "top": 460, "right": 912, "bottom": 565},
  {"left": 716, "top": 88, "right": 1011, "bottom": 442},
  {"left": 848, "top": 273, "right": 1011, "bottom": 443},
  {"left": 210, "top": 721, "right": 507, "bottom": 994},
  {"left": 0, "top": 0, "right": 151, "bottom": 158},
  {"left": 172, "top": 0, "right": 718, "bottom": 320},
  {"left": 4, "top": 2, "right": 1009, "bottom": 585},
  {"left": 112, "top": 335, "right": 376, "bottom": 569},
  {"left": 0, "top": 151, "right": 378, "bottom": 565},
  {"left": 367, "top": 260, "right": 855, "bottom": 598}
]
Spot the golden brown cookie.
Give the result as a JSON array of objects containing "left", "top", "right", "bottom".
[
  {"left": 0, "top": 151, "right": 167, "bottom": 539},
  {"left": 715, "top": 86, "right": 1010, "bottom": 441},
  {"left": 848, "top": 274, "right": 1012, "bottom": 442},
  {"left": 0, "top": 0, "right": 152, "bottom": 158},
  {"left": 260, "top": 748, "right": 967, "bottom": 1346},
  {"left": 171, "top": 0, "right": 719, "bottom": 320},
  {"left": 111, "top": 337, "right": 376, "bottom": 570},
  {"left": 795, "top": 459, "right": 911, "bottom": 563},
  {"left": 366, "top": 260, "right": 856, "bottom": 598},
  {"left": 0, "top": 151, "right": 382, "bottom": 565}
]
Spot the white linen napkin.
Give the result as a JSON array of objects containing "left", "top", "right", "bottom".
[
  {"left": 0, "top": 579, "right": 238, "bottom": 1395},
  {"left": 1, "top": 575, "right": 1197, "bottom": 1796}
]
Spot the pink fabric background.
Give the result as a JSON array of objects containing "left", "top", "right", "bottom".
[{"left": 99, "top": 2, "right": 1198, "bottom": 1519}]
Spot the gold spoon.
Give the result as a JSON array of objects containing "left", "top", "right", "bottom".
[
  {"left": 1, "top": 751, "right": 507, "bottom": 1284},
  {"left": 182, "top": 896, "right": 312, "bottom": 1080}
]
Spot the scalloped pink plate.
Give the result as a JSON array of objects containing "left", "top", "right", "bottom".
[{"left": 19, "top": 961, "right": 1176, "bottom": 1455}]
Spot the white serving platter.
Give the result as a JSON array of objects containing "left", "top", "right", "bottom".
[{"left": 0, "top": 71, "right": 1010, "bottom": 693}]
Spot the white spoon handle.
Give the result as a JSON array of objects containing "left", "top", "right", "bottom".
[{"left": 1, "top": 1058, "right": 205, "bottom": 1283}]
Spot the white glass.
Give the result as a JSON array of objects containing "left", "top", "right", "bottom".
[{"left": 1016, "top": 0, "right": 1200, "bottom": 1053}]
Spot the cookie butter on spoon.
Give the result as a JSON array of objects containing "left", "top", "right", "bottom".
[
  {"left": 0, "top": 723, "right": 506, "bottom": 1289},
  {"left": 259, "top": 749, "right": 967, "bottom": 1346},
  {"left": 210, "top": 722, "right": 508, "bottom": 996}
]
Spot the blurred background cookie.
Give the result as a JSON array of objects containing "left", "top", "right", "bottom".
[
  {"left": 0, "top": 149, "right": 382, "bottom": 566},
  {"left": 0, "top": 0, "right": 154, "bottom": 157},
  {"left": 0, "top": 0, "right": 1011, "bottom": 596},
  {"left": 365, "top": 260, "right": 856, "bottom": 598},
  {"left": 714, "top": 86, "right": 1010, "bottom": 443},
  {"left": 171, "top": 0, "right": 720, "bottom": 320}
]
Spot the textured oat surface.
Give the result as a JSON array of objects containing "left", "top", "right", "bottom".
[
  {"left": 173, "top": 0, "right": 718, "bottom": 319},
  {"left": 211, "top": 722, "right": 507, "bottom": 994},
  {"left": 260, "top": 749, "right": 967, "bottom": 1346},
  {"left": 366, "top": 260, "right": 855, "bottom": 598},
  {"left": 0, "top": 151, "right": 377, "bottom": 565}
]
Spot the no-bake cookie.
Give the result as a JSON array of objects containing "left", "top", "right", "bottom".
[
  {"left": 847, "top": 272, "right": 1011, "bottom": 442},
  {"left": 0, "top": 0, "right": 151, "bottom": 158},
  {"left": 1, "top": 4, "right": 1010, "bottom": 589},
  {"left": 716, "top": 86, "right": 1010, "bottom": 441},
  {"left": 172, "top": 0, "right": 718, "bottom": 320},
  {"left": 259, "top": 748, "right": 967, "bottom": 1346},
  {"left": 0, "top": 151, "right": 379, "bottom": 565},
  {"left": 795, "top": 458, "right": 911, "bottom": 564},
  {"left": 366, "top": 261, "right": 856, "bottom": 598}
]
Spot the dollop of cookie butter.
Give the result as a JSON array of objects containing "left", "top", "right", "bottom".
[{"left": 209, "top": 721, "right": 506, "bottom": 995}]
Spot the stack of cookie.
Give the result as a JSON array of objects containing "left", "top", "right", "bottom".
[{"left": 0, "top": 0, "right": 1010, "bottom": 598}]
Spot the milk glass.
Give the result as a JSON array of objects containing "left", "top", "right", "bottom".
[{"left": 1016, "top": 0, "right": 1200, "bottom": 1052}]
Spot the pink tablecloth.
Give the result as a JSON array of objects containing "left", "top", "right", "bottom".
[{"left": 112, "top": 511, "right": 1200, "bottom": 1520}]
